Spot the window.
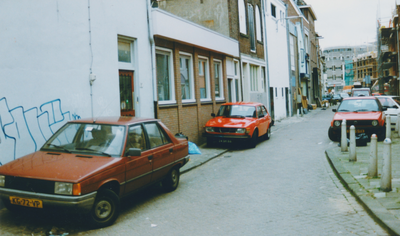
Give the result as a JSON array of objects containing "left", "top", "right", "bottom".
[
  {"left": 214, "top": 60, "right": 224, "bottom": 99},
  {"left": 255, "top": 5, "right": 262, "bottom": 42},
  {"left": 290, "top": 35, "right": 295, "bottom": 71},
  {"left": 199, "top": 57, "right": 211, "bottom": 100},
  {"left": 180, "top": 53, "right": 195, "bottom": 102},
  {"left": 282, "top": 88, "right": 284, "bottom": 97},
  {"left": 144, "top": 123, "right": 171, "bottom": 149},
  {"left": 118, "top": 41, "right": 131, "bottom": 63},
  {"left": 271, "top": 4, "right": 276, "bottom": 18},
  {"left": 126, "top": 125, "right": 147, "bottom": 151},
  {"left": 250, "top": 65, "right": 258, "bottom": 92},
  {"left": 248, "top": 4, "right": 256, "bottom": 51},
  {"left": 156, "top": 48, "right": 175, "bottom": 103},
  {"left": 239, "top": 0, "right": 247, "bottom": 34}
]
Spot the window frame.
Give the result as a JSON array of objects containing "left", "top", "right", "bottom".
[
  {"left": 156, "top": 47, "right": 176, "bottom": 105},
  {"left": 213, "top": 59, "right": 224, "bottom": 101},
  {"left": 239, "top": 0, "right": 247, "bottom": 35},
  {"left": 199, "top": 56, "right": 212, "bottom": 102},
  {"left": 271, "top": 3, "right": 276, "bottom": 18},
  {"left": 179, "top": 52, "right": 195, "bottom": 103},
  {"left": 255, "top": 5, "right": 262, "bottom": 42},
  {"left": 118, "top": 37, "right": 135, "bottom": 70}
]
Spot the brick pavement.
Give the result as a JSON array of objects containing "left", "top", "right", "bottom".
[{"left": 326, "top": 132, "right": 400, "bottom": 235}]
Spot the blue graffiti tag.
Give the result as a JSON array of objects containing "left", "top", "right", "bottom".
[{"left": 0, "top": 97, "right": 80, "bottom": 165}]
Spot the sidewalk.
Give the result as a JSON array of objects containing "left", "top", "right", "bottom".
[{"left": 326, "top": 134, "right": 400, "bottom": 235}]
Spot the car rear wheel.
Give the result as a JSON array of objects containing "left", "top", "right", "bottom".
[
  {"left": 328, "top": 127, "right": 340, "bottom": 142},
  {"left": 265, "top": 126, "right": 271, "bottom": 140},
  {"left": 89, "top": 189, "right": 120, "bottom": 228},
  {"left": 163, "top": 167, "right": 180, "bottom": 192}
]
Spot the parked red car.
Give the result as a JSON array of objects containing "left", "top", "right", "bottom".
[
  {"left": 0, "top": 117, "right": 189, "bottom": 227},
  {"left": 328, "top": 97, "right": 387, "bottom": 142},
  {"left": 203, "top": 102, "right": 273, "bottom": 148}
]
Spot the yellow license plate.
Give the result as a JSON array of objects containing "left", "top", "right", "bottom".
[
  {"left": 347, "top": 129, "right": 365, "bottom": 134},
  {"left": 9, "top": 196, "right": 43, "bottom": 208}
]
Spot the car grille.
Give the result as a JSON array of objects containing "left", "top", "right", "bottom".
[
  {"left": 213, "top": 127, "right": 237, "bottom": 133},
  {"left": 347, "top": 120, "right": 374, "bottom": 126},
  {"left": 5, "top": 176, "right": 54, "bottom": 194}
]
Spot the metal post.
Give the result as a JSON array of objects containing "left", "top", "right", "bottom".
[
  {"left": 396, "top": 112, "right": 400, "bottom": 135},
  {"left": 368, "top": 134, "right": 378, "bottom": 178},
  {"left": 349, "top": 125, "right": 356, "bottom": 162},
  {"left": 380, "top": 138, "right": 392, "bottom": 192},
  {"left": 341, "top": 119, "right": 347, "bottom": 152},
  {"left": 386, "top": 115, "right": 391, "bottom": 139}
]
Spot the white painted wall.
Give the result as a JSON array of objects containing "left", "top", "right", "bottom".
[
  {"left": 0, "top": 0, "right": 153, "bottom": 165},
  {"left": 265, "top": 0, "right": 290, "bottom": 120}
]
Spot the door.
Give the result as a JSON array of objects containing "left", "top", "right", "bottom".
[
  {"left": 228, "top": 79, "right": 233, "bottom": 103},
  {"left": 124, "top": 124, "right": 152, "bottom": 194},
  {"left": 257, "top": 106, "right": 268, "bottom": 135},
  {"left": 119, "top": 70, "right": 135, "bottom": 116},
  {"left": 144, "top": 122, "right": 175, "bottom": 182}
]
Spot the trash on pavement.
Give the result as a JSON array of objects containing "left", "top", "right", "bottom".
[{"left": 188, "top": 141, "right": 201, "bottom": 154}]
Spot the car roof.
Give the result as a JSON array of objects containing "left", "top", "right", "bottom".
[
  {"left": 69, "top": 116, "right": 158, "bottom": 126},
  {"left": 375, "top": 95, "right": 397, "bottom": 98},
  {"left": 221, "top": 102, "right": 264, "bottom": 107}
]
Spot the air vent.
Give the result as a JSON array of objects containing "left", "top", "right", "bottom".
[
  {"left": 47, "top": 152, "right": 61, "bottom": 155},
  {"left": 76, "top": 155, "right": 92, "bottom": 158}
]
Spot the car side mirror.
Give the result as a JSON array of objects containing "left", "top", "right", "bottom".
[
  {"left": 127, "top": 148, "right": 141, "bottom": 157},
  {"left": 332, "top": 109, "right": 337, "bottom": 112},
  {"left": 382, "top": 107, "right": 387, "bottom": 111},
  {"left": 211, "top": 113, "right": 216, "bottom": 117}
]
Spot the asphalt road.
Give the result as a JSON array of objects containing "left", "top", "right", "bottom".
[{"left": 0, "top": 107, "right": 390, "bottom": 235}]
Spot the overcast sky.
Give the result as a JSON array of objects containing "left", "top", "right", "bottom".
[{"left": 303, "top": 0, "right": 397, "bottom": 50}]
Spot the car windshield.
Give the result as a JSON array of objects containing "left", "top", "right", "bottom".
[
  {"left": 337, "top": 99, "right": 379, "bottom": 112},
  {"left": 340, "top": 93, "right": 349, "bottom": 98},
  {"left": 217, "top": 105, "right": 256, "bottom": 118},
  {"left": 41, "top": 123, "right": 126, "bottom": 157}
]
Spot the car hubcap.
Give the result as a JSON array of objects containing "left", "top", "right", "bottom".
[
  {"left": 95, "top": 200, "right": 112, "bottom": 219},
  {"left": 171, "top": 170, "right": 178, "bottom": 184}
]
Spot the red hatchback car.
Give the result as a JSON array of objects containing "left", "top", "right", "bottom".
[
  {"left": 203, "top": 102, "right": 273, "bottom": 148},
  {"left": 0, "top": 117, "right": 189, "bottom": 227},
  {"left": 328, "top": 97, "right": 387, "bottom": 142}
]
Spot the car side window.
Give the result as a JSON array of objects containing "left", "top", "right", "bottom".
[
  {"left": 261, "top": 106, "right": 268, "bottom": 116},
  {"left": 144, "top": 122, "right": 171, "bottom": 149},
  {"left": 257, "top": 106, "right": 263, "bottom": 118},
  {"left": 126, "top": 125, "right": 147, "bottom": 151}
]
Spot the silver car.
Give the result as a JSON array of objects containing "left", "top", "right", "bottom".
[{"left": 376, "top": 96, "right": 400, "bottom": 129}]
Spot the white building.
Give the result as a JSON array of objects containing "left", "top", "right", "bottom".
[
  {"left": 0, "top": 1, "right": 154, "bottom": 165},
  {"left": 264, "top": 0, "right": 291, "bottom": 120}
]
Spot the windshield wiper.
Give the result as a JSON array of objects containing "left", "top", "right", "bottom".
[
  {"left": 43, "top": 144, "right": 71, "bottom": 153},
  {"left": 229, "top": 115, "right": 245, "bottom": 118},
  {"left": 355, "top": 109, "right": 369, "bottom": 112},
  {"left": 338, "top": 109, "right": 350, "bottom": 112},
  {"left": 75, "top": 147, "right": 111, "bottom": 157}
]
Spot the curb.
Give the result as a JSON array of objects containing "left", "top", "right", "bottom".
[
  {"left": 325, "top": 148, "right": 400, "bottom": 236},
  {"left": 181, "top": 149, "right": 229, "bottom": 174}
]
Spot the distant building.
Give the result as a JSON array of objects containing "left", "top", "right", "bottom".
[
  {"left": 322, "top": 44, "right": 376, "bottom": 93},
  {"left": 353, "top": 51, "right": 378, "bottom": 88}
]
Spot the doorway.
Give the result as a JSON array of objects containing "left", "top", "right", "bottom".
[{"left": 119, "top": 70, "right": 135, "bottom": 116}]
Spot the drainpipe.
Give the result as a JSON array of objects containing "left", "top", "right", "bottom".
[
  {"left": 284, "top": 4, "right": 292, "bottom": 116},
  {"left": 147, "top": 1, "right": 158, "bottom": 118},
  {"left": 397, "top": 24, "right": 400, "bottom": 95},
  {"left": 261, "top": 0, "right": 271, "bottom": 114}
]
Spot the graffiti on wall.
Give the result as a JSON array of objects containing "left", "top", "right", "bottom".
[{"left": 0, "top": 97, "right": 80, "bottom": 165}]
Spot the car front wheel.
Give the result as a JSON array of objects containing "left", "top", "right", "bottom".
[
  {"left": 89, "top": 189, "right": 120, "bottom": 228},
  {"left": 248, "top": 129, "right": 258, "bottom": 148},
  {"left": 265, "top": 126, "right": 271, "bottom": 140},
  {"left": 328, "top": 127, "right": 340, "bottom": 142}
]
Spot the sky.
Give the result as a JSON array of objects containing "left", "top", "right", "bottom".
[{"left": 303, "top": 0, "right": 397, "bottom": 50}]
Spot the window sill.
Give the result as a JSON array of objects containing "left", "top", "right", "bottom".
[
  {"left": 158, "top": 100, "right": 177, "bottom": 106},
  {"left": 182, "top": 99, "right": 196, "bottom": 104}
]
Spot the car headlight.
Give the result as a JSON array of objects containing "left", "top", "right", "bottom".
[
  {"left": 0, "top": 175, "right": 5, "bottom": 187},
  {"left": 334, "top": 120, "right": 341, "bottom": 127},
  {"left": 236, "top": 128, "right": 246, "bottom": 133},
  {"left": 54, "top": 182, "right": 73, "bottom": 195},
  {"left": 372, "top": 120, "right": 378, "bottom": 126},
  {"left": 205, "top": 127, "right": 214, "bottom": 132}
]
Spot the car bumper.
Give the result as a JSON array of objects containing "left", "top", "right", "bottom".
[
  {"left": 330, "top": 126, "right": 385, "bottom": 137},
  {"left": 203, "top": 133, "right": 251, "bottom": 140},
  {"left": 0, "top": 188, "right": 96, "bottom": 213}
]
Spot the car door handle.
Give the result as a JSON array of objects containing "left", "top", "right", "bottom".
[
  {"left": 148, "top": 155, "right": 153, "bottom": 161},
  {"left": 169, "top": 148, "right": 173, "bottom": 153}
]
